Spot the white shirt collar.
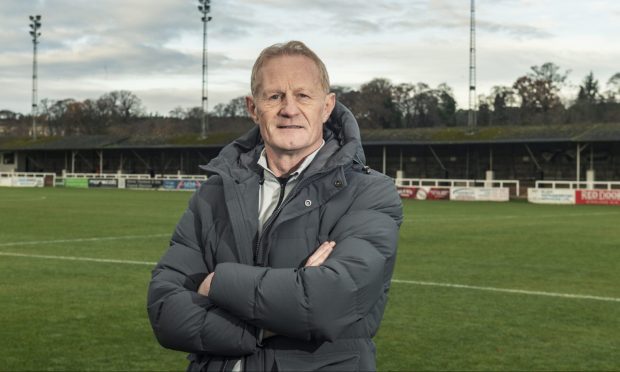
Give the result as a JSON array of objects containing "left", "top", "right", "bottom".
[{"left": 257, "top": 140, "right": 325, "bottom": 179}]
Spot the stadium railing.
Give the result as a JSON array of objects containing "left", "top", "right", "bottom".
[
  {"left": 62, "top": 173, "right": 208, "bottom": 181},
  {"left": 534, "top": 180, "right": 620, "bottom": 190},
  {"left": 395, "top": 178, "right": 520, "bottom": 197}
]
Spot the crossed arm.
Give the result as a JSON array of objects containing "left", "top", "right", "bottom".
[
  {"left": 198, "top": 240, "right": 335, "bottom": 296},
  {"left": 196, "top": 240, "right": 335, "bottom": 340}
]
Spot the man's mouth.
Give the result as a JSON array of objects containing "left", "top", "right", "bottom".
[{"left": 277, "top": 125, "right": 304, "bottom": 129}]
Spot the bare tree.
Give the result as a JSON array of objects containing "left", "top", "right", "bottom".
[
  {"left": 97, "top": 90, "right": 144, "bottom": 122},
  {"left": 211, "top": 103, "right": 226, "bottom": 117},
  {"left": 117, "top": 90, "right": 144, "bottom": 121},
  {"left": 528, "top": 62, "right": 570, "bottom": 86},
  {"left": 605, "top": 72, "right": 620, "bottom": 102},
  {"left": 169, "top": 106, "right": 186, "bottom": 119},
  {"left": 223, "top": 96, "right": 249, "bottom": 118}
]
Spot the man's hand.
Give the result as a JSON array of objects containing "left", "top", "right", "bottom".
[
  {"left": 198, "top": 272, "right": 215, "bottom": 297},
  {"left": 305, "top": 241, "right": 335, "bottom": 267}
]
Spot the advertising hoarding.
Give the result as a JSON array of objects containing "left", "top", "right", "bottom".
[
  {"left": 88, "top": 179, "right": 118, "bottom": 188},
  {"left": 397, "top": 186, "right": 416, "bottom": 199},
  {"left": 417, "top": 187, "right": 450, "bottom": 200},
  {"left": 162, "top": 179, "right": 201, "bottom": 191},
  {"left": 527, "top": 188, "right": 575, "bottom": 205},
  {"left": 125, "top": 179, "right": 163, "bottom": 189},
  {"left": 451, "top": 187, "right": 509, "bottom": 202},
  {"left": 397, "top": 186, "right": 449, "bottom": 200},
  {"left": 575, "top": 189, "right": 620, "bottom": 206},
  {"left": 9, "top": 177, "right": 44, "bottom": 187},
  {"left": 65, "top": 178, "right": 89, "bottom": 188}
]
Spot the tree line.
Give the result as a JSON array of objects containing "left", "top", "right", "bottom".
[
  {"left": 0, "top": 90, "right": 146, "bottom": 136},
  {"left": 205, "top": 62, "right": 620, "bottom": 128},
  {"left": 1, "top": 63, "right": 619, "bottom": 137}
]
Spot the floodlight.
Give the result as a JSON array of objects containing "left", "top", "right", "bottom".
[
  {"left": 196, "top": 0, "right": 213, "bottom": 139},
  {"left": 28, "top": 14, "right": 42, "bottom": 140}
]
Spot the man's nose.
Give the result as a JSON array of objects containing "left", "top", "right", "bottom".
[{"left": 279, "top": 96, "right": 300, "bottom": 117}]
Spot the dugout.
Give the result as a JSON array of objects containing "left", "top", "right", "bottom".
[{"left": 1, "top": 123, "right": 619, "bottom": 192}]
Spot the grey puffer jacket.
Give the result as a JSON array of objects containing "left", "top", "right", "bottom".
[{"left": 147, "top": 102, "right": 403, "bottom": 371}]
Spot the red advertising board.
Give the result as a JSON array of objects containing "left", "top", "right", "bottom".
[
  {"left": 397, "top": 186, "right": 450, "bottom": 200},
  {"left": 575, "top": 189, "right": 620, "bottom": 206},
  {"left": 397, "top": 186, "right": 417, "bottom": 198},
  {"left": 423, "top": 188, "right": 451, "bottom": 200}
]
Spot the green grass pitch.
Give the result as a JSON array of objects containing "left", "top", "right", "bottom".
[{"left": 1, "top": 187, "right": 619, "bottom": 371}]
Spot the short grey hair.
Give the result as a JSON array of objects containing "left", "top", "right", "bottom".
[{"left": 250, "top": 40, "right": 330, "bottom": 97}]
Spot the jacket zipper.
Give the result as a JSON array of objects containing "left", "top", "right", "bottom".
[
  {"left": 274, "top": 176, "right": 289, "bottom": 211},
  {"left": 254, "top": 173, "right": 324, "bottom": 266}
]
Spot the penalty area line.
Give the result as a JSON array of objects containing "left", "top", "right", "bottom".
[{"left": 392, "top": 279, "right": 620, "bottom": 303}]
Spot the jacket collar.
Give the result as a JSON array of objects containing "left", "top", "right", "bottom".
[{"left": 201, "top": 101, "right": 365, "bottom": 180}]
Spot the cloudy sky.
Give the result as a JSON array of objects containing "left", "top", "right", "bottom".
[{"left": 1, "top": 0, "right": 619, "bottom": 115}]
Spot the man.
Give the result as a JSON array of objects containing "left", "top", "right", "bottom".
[{"left": 147, "top": 41, "right": 402, "bottom": 371}]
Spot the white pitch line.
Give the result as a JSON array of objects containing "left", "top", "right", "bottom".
[
  {"left": 0, "top": 251, "right": 156, "bottom": 266},
  {"left": 403, "top": 212, "right": 620, "bottom": 223},
  {"left": 402, "top": 211, "right": 620, "bottom": 223},
  {"left": 0, "top": 233, "right": 170, "bottom": 247},
  {"left": 392, "top": 279, "right": 620, "bottom": 303},
  {"left": 1, "top": 251, "right": 618, "bottom": 304}
]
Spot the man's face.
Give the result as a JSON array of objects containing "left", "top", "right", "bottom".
[{"left": 246, "top": 55, "right": 335, "bottom": 159}]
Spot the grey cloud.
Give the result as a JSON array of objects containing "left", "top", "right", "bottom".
[
  {"left": 212, "top": 22, "right": 251, "bottom": 40},
  {"left": 236, "top": 0, "right": 374, "bottom": 13},
  {"left": 42, "top": 47, "right": 195, "bottom": 79},
  {"left": 245, "top": 0, "right": 426, "bottom": 14},
  {"left": 234, "top": 0, "right": 425, "bottom": 36},
  {"left": 33, "top": 49, "right": 236, "bottom": 81},
  {"left": 478, "top": 20, "right": 552, "bottom": 39},
  {"left": 334, "top": 18, "right": 382, "bottom": 34},
  {"left": 357, "top": 7, "right": 551, "bottom": 41},
  {"left": 320, "top": 1, "right": 466, "bottom": 36}
]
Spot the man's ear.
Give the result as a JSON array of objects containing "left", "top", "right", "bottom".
[
  {"left": 322, "top": 93, "right": 336, "bottom": 123},
  {"left": 246, "top": 95, "right": 259, "bottom": 124}
]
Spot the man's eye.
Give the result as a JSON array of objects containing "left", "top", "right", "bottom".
[{"left": 269, "top": 94, "right": 281, "bottom": 100}]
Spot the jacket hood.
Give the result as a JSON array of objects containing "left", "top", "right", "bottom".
[{"left": 201, "top": 101, "right": 365, "bottom": 179}]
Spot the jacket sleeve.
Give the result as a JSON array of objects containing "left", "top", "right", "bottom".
[
  {"left": 147, "top": 192, "right": 258, "bottom": 356},
  {"left": 208, "top": 176, "right": 402, "bottom": 342}
]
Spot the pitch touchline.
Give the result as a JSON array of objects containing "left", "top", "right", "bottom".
[
  {"left": 392, "top": 279, "right": 620, "bottom": 303},
  {"left": 0, "top": 251, "right": 618, "bottom": 303},
  {"left": 0, "top": 234, "right": 170, "bottom": 247}
]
